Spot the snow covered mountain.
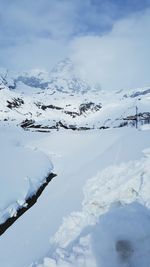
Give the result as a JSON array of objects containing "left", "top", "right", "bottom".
[
  {"left": 1, "top": 58, "right": 97, "bottom": 93},
  {"left": 0, "top": 64, "right": 150, "bottom": 132},
  {"left": 1, "top": 59, "right": 150, "bottom": 267}
]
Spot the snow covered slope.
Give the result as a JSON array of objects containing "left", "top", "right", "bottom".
[{"left": 0, "top": 61, "right": 150, "bottom": 132}]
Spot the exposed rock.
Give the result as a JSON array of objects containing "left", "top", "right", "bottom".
[
  {"left": 7, "top": 98, "right": 24, "bottom": 109},
  {"left": 20, "top": 119, "right": 35, "bottom": 129},
  {"left": 35, "top": 102, "right": 63, "bottom": 111},
  {"left": 79, "top": 102, "right": 102, "bottom": 114},
  {"left": 63, "top": 110, "right": 79, "bottom": 118},
  {"left": 123, "top": 112, "right": 150, "bottom": 126},
  {"left": 130, "top": 88, "right": 150, "bottom": 98},
  {"left": 15, "top": 76, "right": 49, "bottom": 89}
]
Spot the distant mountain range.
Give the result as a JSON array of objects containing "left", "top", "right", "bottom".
[
  {"left": 0, "top": 58, "right": 150, "bottom": 132},
  {"left": 0, "top": 58, "right": 99, "bottom": 93}
]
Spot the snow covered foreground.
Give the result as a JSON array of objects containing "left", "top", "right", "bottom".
[{"left": 0, "top": 126, "right": 150, "bottom": 267}]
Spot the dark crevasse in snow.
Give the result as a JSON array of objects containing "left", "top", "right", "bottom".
[{"left": 0, "top": 172, "right": 56, "bottom": 236}]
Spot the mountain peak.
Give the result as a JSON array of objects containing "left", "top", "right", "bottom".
[
  {"left": 50, "top": 58, "right": 73, "bottom": 75},
  {"left": 1, "top": 58, "right": 100, "bottom": 94},
  {"left": 48, "top": 58, "right": 98, "bottom": 94}
]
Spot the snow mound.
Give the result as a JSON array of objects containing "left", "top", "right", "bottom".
[
  {"left": 36, "top": 144, "right": 150, "bottom": 267},
  {"left": 52, "top": 146, "right": 150, "bottom": 248},
  {"left": 91, "top": 202, "right": 150, "bottom": 267},
  {"left": 37, "top": 203, "right": 150, "bottom": 267}
]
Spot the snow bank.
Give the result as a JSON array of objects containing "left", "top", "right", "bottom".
[
  {"left": 37, "top": 203, "right": 150, "bottom": 267},
  {"left": 91, "top": 202, "right": 150, "bottom": 267},
  {"left": 37, "top": 141, "right": 150, "bottom": 267},
  {"left": 51, "top": 145, "right": 150, "bottom": 248},
  {"left": 0, "top": 126, "right": 53, "bottom": 224}
]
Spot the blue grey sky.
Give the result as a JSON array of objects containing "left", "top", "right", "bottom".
[
  {"left": 0, "top": 0, "right": 150, "bottom": 90},
  {"left": 0, "top": 0, "right": 150, "bottom": 71}
]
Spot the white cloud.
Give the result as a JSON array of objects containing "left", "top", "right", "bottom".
[
  {"left": 1, "top": 38, "right": 69, "bottom": 71},
  {"left": 1, "top": 0, "right": 150, "bottom": 76},
  {"left": 0, "top": 0, "right": 77, "bottom": 70},
  {"left": 71, "top": 9, "right": 150, "bottom": 90}
]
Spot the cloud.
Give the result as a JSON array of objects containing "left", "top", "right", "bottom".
[
  {"left": 0, "top": 38, "right": 69, "bottom": 71},
  {"left": 0, "top": 0, "right": 150, "bottom": 72},
  {"left": 71, "top": 9, "right": 150, "bottom": 90},
  {"left": 0, "top": 0, "right": 77, "bottom": 70}
]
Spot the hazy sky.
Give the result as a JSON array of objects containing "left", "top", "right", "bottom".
[{"left": 0, "top": 0, "right": 150, "bottom": 89}]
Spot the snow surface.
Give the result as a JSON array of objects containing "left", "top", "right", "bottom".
[
  {"left": 0, "top": 127, "right": 150, "bottom": 267},
  {"left": 34, "top": 128, "right": 150, "bottom": 267},
  {"left": 0, "top": 125, "right": 53, "bottom": 224},
  {"left": 37, "top": 203, "right": 150, "bottom": 267},
  {"left": 42, "top": 202, "right": 150, "bottom": 267}
]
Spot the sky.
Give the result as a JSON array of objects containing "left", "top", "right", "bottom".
[{"left": 0, "top": 0, "right": 150, "bottom": 90}]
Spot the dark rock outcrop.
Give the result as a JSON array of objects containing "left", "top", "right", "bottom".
[
  {"left": 7, "top": 98, "right": 24, "bottom": 109},
  {"left": 0, "top": 172, "right": 56, "bottom": 236}
]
